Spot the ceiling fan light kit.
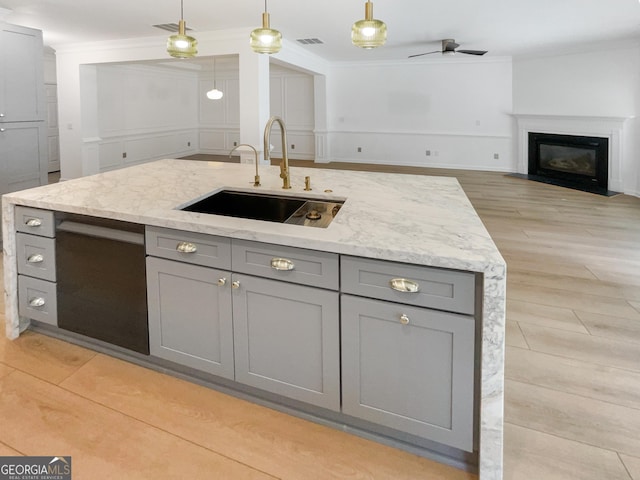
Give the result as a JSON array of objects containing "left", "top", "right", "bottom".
[
  {"left": 250, "top": 0, "right": 282, "bottom": 54},
  {"left": 166, "top": 0, "right": 197, "bottom": 58},
  {"left": 351, "top": 0, "right": 387, "bottom": 49}
]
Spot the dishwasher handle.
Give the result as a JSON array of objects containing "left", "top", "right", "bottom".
[{"left": 57, "top": 220, "right": 144, "bottom": 245}]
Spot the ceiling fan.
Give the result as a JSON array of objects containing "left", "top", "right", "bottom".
[{"left": 408, "top": 39, "right": 488, "bottom": 58}]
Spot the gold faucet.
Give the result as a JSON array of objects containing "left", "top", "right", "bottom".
[
  {"left": 263, "top": 116, "right": 291, "bottom": 189},
  {"left": 229, "top": 144, "right": 260, "bottom": 187}
]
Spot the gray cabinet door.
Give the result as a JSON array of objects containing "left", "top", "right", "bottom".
[
  {"left": 341, "top": 294, "right": 475, "bottom": 452},
  {"left": 0, "top": 122, "right": 47, "bottom": 195},
  {"left": 146, "top": 257, "right": 234, "bottom": 379},
  {"left": 0, "top": 23, "right": 45, "bottom": 122},
  {"left": 232, "top": 274, "right": 340, "bottom": 411}
]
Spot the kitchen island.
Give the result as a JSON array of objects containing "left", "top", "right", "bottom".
[{"left": 2, "top": 159, "right": 506, "bottom": 479}]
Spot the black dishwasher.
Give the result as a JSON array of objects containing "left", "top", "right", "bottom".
[{"left": 55, "top": 213, "right": 149, "bottom": 354}]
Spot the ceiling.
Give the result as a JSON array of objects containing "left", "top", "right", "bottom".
[{"left": 0, "top": 0, "right": 639, "bottom": 62}]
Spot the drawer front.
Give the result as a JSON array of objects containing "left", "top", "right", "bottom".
[
  {"left": 16, "top": 233, "right": 56, "bottom": 282},
  {"left": 232, "top": 239, "right": 339, "bottom": 290},
  {"left": 341, "top": 256, "right": 476, "bottom": 315},
  {"left": 15, "top": 206, "right": 55, "bottom": 238},
  {"left": 18, "top": 275, "right": 57, "bottom": 326},
  {"left": 145, "top": 226, "right": 231, "bottom": 269}
]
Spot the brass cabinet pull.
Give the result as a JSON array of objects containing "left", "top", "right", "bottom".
[
  {"left": 271, "top": 258, "right": 295, "bottom": 271},
  {"left": 26, "top": 218, "right": 43, "bottom": 227},
  {"left": 399, "top": 314, "right": 410, "bottom": 325},
  {"left": 0, "top": 128, "right": 6, "bottom": 132},
  {"left": 389, "top": 278, "right": 420, "bottom": 293},
  {"left": 232, "top": 280, "right": 241, "bottom": 289},
  {"left": 176, "top": 242, "right": 197, "bottom": 253},
  {"left": 217, "top": 278, "right": 227, "bottom": 287},
  {"left": 27, "top": 253, "right": 44, "bottom": 264},
  {"left": 29, "top": 297, "right": 46, "bottom": 308}
]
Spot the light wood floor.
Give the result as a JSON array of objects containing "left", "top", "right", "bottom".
[{"left": 7, "top": 159, "right": 640, "bottom": 479}]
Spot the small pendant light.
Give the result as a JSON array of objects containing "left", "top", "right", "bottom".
[
  {"left": 167, "top": 0, "right": 197, "bottom": 58},
  {"left": 206, "top": 56, "right": 224, "bottom": 100},
  {"left": 250, "top": 0, "right": 282, "bottom": 54},
  {"left": 351, "top": 0, "right": 387, "bottom": 49}
]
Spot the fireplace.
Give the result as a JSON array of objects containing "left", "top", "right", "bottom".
[{"left": 528, "top": 132, "right": 610, "bottom": 194}]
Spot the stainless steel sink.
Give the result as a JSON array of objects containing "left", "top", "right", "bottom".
[{"left": 181, "top": 190, "right": 344, "bottom": 228}]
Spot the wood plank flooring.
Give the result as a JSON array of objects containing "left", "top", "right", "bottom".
[{"left": 9, "top": 160, "right": 640, "bottom": 479}]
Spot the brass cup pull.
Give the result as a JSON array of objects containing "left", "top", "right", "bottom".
[
  {"left": 176, "top": 242, "right": 197, "bottom": 253},
  {"left": 399, "top": 314, "right": 410, "bottom": 325},
  {"left": 217, "top": 278, "right": 227, "bottom": 287},
  {"left": 26, "top": 218, "right": 43, "bottom": 227},
  {"left": 27, "top": 254, "right": 44, "bottom": 264},
  {"left": 389, "top": 278, "right": 420, "bottom": 293},
  {"left": 232, "top": 281, "right": 241, "bottom": 289},
  {"left": 29, "top": 297, "right": 46, "bottom": 308},
  {"left": 271, "top": 258, "right": 295, "bottom": 271}
]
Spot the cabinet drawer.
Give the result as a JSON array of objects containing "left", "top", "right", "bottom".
[
  {"left": 232, "top": 239, "right": 339, "bottom": 290},
  {"left": 145, "top": 226, "right": 231, "bottom": 269},
  {"left": 18, "top": 275, "right": 57, "bottom": 326},
  {"left": 15, "top": 206, "right": 55, "bottom": 238},
  {"left": 341, "top": 256, "right": 476, "bottom": 315},
  {"left": 16, "top": 233, "right": 56, "bottom": 282}
]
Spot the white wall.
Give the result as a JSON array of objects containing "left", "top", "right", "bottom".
[
  {"left": 512, "top": 43, "right": 640, "bottom": 195},
  {"left": 326, "top": 59, "right": 514, "bottom": 171},
  {"left": 90, "top": 64, "right": 200, "bottom": 172}
]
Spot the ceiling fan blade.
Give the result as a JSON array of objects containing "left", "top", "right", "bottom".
[
  {"left": 457, "top": 49, "right": 488, "bottom": 56},
  {"left": 408, "top": 50, "right": 441, "bottom": 58}
]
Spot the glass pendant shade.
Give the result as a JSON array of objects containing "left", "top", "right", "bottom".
[
  {"left": 206, "top": 87, "right": 224, "bottom": 100},
  {"left": 351, "top": 1, "right": 387, "bottom": 49},
  {"left": 250, "top": 10, "right": 282, "bottom": 54},
  {"left": 167, "top": 5, "right": 197, "bottom": 59}
]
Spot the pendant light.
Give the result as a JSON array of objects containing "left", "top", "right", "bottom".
[
  {"left": 250, "top": 0, "right": 282, "bottom": 54},
  {"left": 351, "top": 0, "right": 387, "bottom": 49},
  {"left": 167, "top": 0, "right": 197, "bottom": 58},
  {"left": 206, "top": 56, "right": 224, "bottom": 100}
]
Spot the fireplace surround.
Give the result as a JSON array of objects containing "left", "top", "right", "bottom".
[{"left": 513, "top": 114, "right": 632, "bottom": 195}]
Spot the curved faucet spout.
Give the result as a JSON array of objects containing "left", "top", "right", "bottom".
[
  {"left": 229, "top": 144, "right": 260, "bottom": 186},
  {"left": 263, "top": 116, "right": 291, "bottom": 189}
]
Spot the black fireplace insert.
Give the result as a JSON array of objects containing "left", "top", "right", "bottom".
[{"left": 528, "top": 132, "right": 609, "bottom": 193}]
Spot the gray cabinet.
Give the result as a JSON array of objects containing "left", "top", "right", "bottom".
[
  {"left": 340, "top": 256, "right": 476, "bottom": 452},
  {"left": 146, "top": 257, "right": 234, "bottom": 379},
  {"left": 145, "top": 227, "right": 341, "bottom": 411},
  {"left": 0, "top": 22, "right": 47, "bottom": 196},
  {"left": 15, "top": 206, "right": 57, "bottom": 326},
  {"left": 232, "top": 273, "right": 340, "bottom": 411}
]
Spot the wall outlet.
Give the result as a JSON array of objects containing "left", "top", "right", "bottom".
[
  {"left": 187, "top": 141, "right": 191, "bottom": 147},
  {"left": 291, "top": 144, "right": 295, "bottom": 150},
  {"left": 494, "top": 153, "right": 500, "bottom": 159},
  {"left": 357, "top": 147, "right": 362, "bottom": 153},
  {"left": 122, "top": 152, "right": 127, "bottom": 159},
  {"left": 234, "top": 141, "right": 238, "bottom": 146},
  {"left": 426, "top": 150, "right": 431, "bottom": 156}
]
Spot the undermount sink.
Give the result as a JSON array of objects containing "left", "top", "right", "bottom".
[{"left": 181, "top": 190, "right": 344, "bottom": 228}]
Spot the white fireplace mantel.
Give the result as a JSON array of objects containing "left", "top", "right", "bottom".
[{"left": 512, "top": 113, "right": 634, "bottom": 193}]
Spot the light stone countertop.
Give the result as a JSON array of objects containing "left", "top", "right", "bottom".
[{"left": 2, "top": 159, "right": 506, "bottom": 480}]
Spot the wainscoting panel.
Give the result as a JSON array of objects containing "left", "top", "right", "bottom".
[{"left": 328, "top": 131, "right": 515, "bottom": 171}]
